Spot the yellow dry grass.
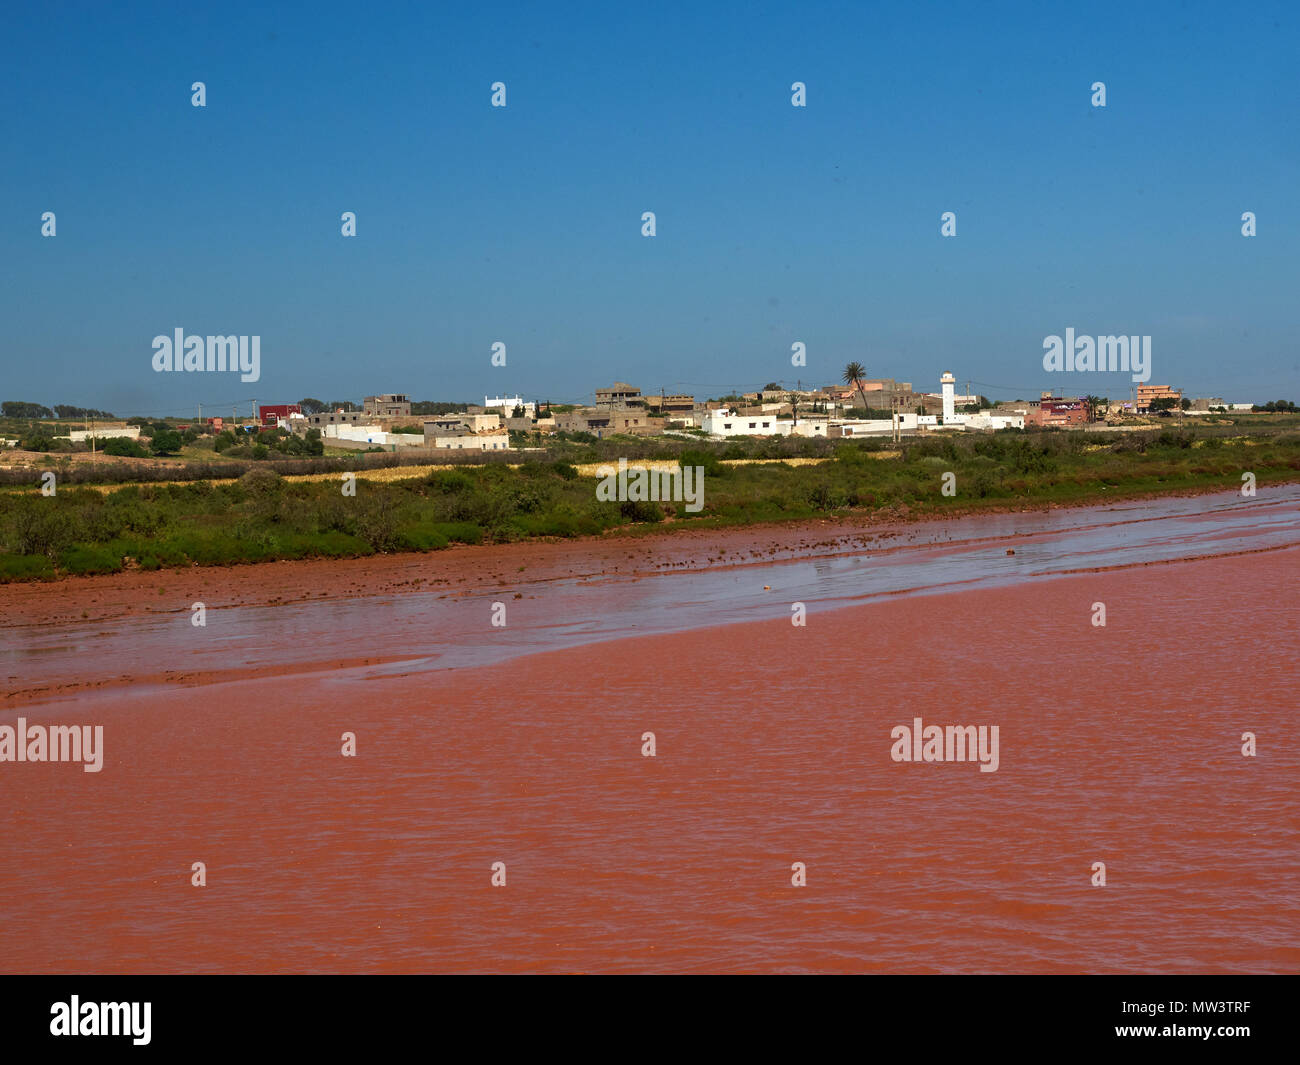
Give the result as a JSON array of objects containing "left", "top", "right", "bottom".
[{"left": 15, "top": 451, "right": 903, "bottom": 494}]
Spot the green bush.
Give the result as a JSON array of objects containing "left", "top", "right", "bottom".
[
  {"left": 619, "top": 499, "right": 664, "bottom": 522},
  {"left": 0, "top": 554, "right": 56, "bottom": 581},
  {"left": 397, "top": 525, "right": 450, "bottom": 551},
  {"left": 429, "top": 470, "right": 474, "bottom": 494},
  {"left": 58, "top": 544, "right": 123, "bottom": 575},
  {"left": 103, "top": 437, "right": 149, "bottom": 458},
  {"left": 239, "top": 468, "right": 284, "bottom": 494},
  {"left": 8, "top": 501, "right": 75, "bottom": 557},
  {"left": 430, "top": 521, "right": 480, "bottom": 544},
  {"left": 678, "top": 448, "right": 723, "bottom": 477},
  {"left": 150, "top": 429, "right": 184, "bottom": 455}
]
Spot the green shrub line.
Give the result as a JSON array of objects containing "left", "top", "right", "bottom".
[{"left": 1, "top": 428, "right": 1298, "bottom": 582}]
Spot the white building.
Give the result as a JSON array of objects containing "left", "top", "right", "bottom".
[
  {"left": 485, "top": 395, "right": 535, "bottom": 418},
  {"left": 700, "top": 408, "right": 792, "bottom": 437},
  {"left": 933, "top": 371, "right": 1024, "bottom": 430},
  {"left": 960, "top": 412, "right": 1025, "bottom": 430},
  {"left": 789, "top": 419, "right": 828, "bottom": 437},
  {"left": 836, "top": 413, "right": 920, "bottom": 436},
  {"left": 61, "top": 426, "right": 143, "bottom": 443},
  {"left": 322, "top": 423, "right": 424, "bottom": 447}
]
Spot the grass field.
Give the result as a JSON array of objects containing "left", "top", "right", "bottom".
[{"left": 2, "top": 424, "right": 1298, "bottom": 581}]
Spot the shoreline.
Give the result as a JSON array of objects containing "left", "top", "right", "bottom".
[{"left": 0, "top": 478, "right": 1292, "bottom": 633}]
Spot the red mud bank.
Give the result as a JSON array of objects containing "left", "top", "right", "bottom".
[
  {"left": 0, "top": 482, "right": 1283, "bottom": 630},
  {"left": 0, "top": 546, "right": 1296, "bottom": 973}
]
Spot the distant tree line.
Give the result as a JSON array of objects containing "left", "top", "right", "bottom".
[
  {"left": 54, "top": 405, "right": 116, "bottom": 419},
  {"left": 1253, "top": 399, "right": 1298, "bottom": 412},
  {"left": 2, "top": 401, "right": 54, "bottom": 418},
  {"left": 2, "top": 401, "right": 118, "bottom": 418}
]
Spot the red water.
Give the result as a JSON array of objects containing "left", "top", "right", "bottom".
[{"left": 1, "top": 504, "right": 1297, "bottom": 972}]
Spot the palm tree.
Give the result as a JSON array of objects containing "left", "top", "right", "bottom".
[{"left": 843, "top": 361, "right": 870, "bottom": 413}]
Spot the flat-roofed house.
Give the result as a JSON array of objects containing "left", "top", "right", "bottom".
[
  {"left": 363, "top": 394, "right": 412, "bottom": 417},
  {"left": 594, "top": 383, "right": 643, "bottom": 408}
]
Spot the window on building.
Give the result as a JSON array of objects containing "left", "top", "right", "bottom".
[{"left": 748, "top": 422, "right": 756, "bottom": 428}]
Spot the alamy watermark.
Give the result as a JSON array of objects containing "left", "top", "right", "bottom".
[
  {"left": 890, "top": 716, "right": 1000, "bottom": 773},
  {"left": 151, "top": 328, "right": 260, "bottom": 383},
  {"left": 1, "top": 717, "right": 103, "bottom": 772},
  {"left": 1042, "top": 328, "right": 1150, "bottom": 383},
  {"left": 595, "top": 457, "right": 704, "bottom": 513},
  {"left": 50, "top": 996, "right": 150, "bottom": 1045}
]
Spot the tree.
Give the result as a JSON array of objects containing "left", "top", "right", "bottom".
[
  {"left": 298, "top": 397, "right": 327, "bottom": 415},
  {"left": 19, "top": 430, "right": 55, "bottom": 451},
  {"left": 327, "top": 400, "right": 359, "bottom": 412},
  {"left": 2, "top": 401, "right": 54, "bottom": 419},
  {"left": 842, "top": 362, "right": 870, "bottom": 412},
  {"left": 411, "top": 401, "right": 470, "bottom": 416},
  {"left": 1150, "top": 397, "right": 1179, "bottom": 413},
  {"left": 54, "top": 405, "right": 115, "bottom": 419},
  {"left": 512, "top": 403, "right": 525, "bottom": 418},
  {"left": 103, "top": 437, "right": 148, "bottom": 458},
  {"left": 1084, "top": 395, "right": 1104, "bottom": 422},
  {"left": 150, "top": 430, "right": 183, "bottom": 455}
]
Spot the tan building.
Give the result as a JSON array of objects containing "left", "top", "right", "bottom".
[
  {"left": 307, "top": 409, "right": 368, "bottom": 428},
  {"left": 554, "top": 407, "right": 649, "bottom": 436},
  {"left": 643, "top": 393, "right": 695, "bottom": 415},
  {"left": 594, "top": 383, "right": 643, "bottom": 408},
  {"left": 423, "top": 412, "right": 501, "bottom": 435},
  {"left": 427, "top": 431, "right": 511, "bottom": 451},
  {"left": 1136, "top": 385, "right": 1183, "bottom": 411},
  {"left": 363, "top": 394, "right": 412, "bottom": 417}
]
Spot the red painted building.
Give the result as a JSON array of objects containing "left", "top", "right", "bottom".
[
  {"left": 1025, "top": 395, "right": 1090, "bottom": 428},
  {"left": 258, "top": 404, "right": 302, "bottom": 427}
]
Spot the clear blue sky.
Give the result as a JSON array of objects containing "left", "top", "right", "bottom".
[{"left": 1, "top": 0, "right": 1296, "bottom": 415}]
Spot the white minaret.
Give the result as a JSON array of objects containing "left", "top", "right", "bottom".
[{"left": 941, "top": 372, "right": 956, "bottom": 422}]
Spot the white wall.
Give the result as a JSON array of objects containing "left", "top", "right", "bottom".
[
  {"left": 323, "top": 424, "right": 424, "bottom": 447},
  {"left": 836, "top": 413, "right": 918, "bottom": 436},
  {"left": 62, "top": 426, "right": 142, "bottom": 443},
  {"left": 789, "top": 420, "right": 827, "bottom": 437},
  {"left": 431, "top": 433, "right": 511, "bottom": 451},
  {"left": 700, "top": 409, "right": 792, "bottom": 436}
]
